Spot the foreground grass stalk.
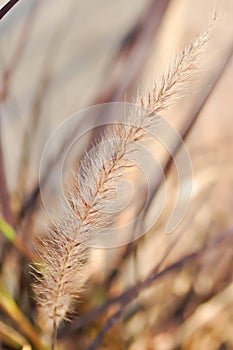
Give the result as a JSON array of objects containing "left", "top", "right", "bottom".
[{"left": 51, "top": 320, "right": 57, "bottom": 350}]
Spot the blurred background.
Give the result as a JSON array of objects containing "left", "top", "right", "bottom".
[{"left": 0, "top": 0, "right": 233, "bottom": 349}]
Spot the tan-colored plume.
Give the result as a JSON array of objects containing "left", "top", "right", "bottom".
[{"left": 33, "top": 17, "right": 215, "bottom": 348}]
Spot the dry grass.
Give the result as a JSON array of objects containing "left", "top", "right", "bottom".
[{"left": 0, "top": 1, "right": 232, "bottom": 350}]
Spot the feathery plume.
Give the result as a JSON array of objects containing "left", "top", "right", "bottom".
[
  {"left": 33, "top": 19, "right": 215, "bottom": 347},
  {"left": 140, "top": 15, "right": 216, "bottom": 116}
]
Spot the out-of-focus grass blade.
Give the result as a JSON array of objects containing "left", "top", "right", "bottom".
[
  {"left": 0, "top": 218, "right": 16, "bottom": 242},
  {"left": 0, "top": 218, "right": 37, "bottom": 260},
  {"left": 0, "top": 319, "right": 31, "bottom": 349},
  {"left": 0, "top": 281, "right": 49, "bottom": 350}
]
